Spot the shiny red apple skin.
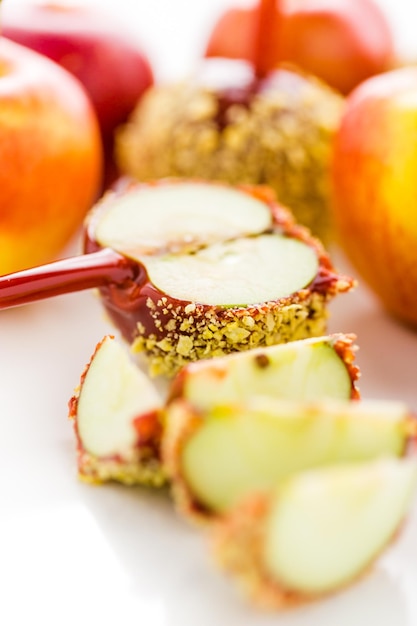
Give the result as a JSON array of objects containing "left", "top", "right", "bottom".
[
  {"left": 0, "top": 37, "right": 103, "bottom": 274},
  {"left": 1, "top": 2, "right": 154, "bottom": 152},
  {"left": 205, "top": 0, "right": 394, "bottom": 94},
  {"left": 332, "top": 67, "right": 417, "bottom": 327}
]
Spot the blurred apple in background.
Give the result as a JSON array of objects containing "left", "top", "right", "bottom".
[
  {"left": 332, "top": 67, "right": 417, "bottom": 328},
  {"left": 0, "top": 37, "right": 103, "bottom": 275},
  {"left": 205, "top": 0, "right": 395, "bottom": 94},
  {"left": 2, "top": 1, "right": 154, "bottom": 187}
]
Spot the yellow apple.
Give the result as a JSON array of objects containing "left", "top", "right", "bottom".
[
  {"left": 332, "top": 67, "right": 417, "bottom": 327},
  {"left": 0, "top": 37, "right": 103, "bottom": 274}
]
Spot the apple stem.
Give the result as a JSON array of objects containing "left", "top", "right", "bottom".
[
  {"left": 0, "top": 248, "right": 139, "bottom": 310},
  {"left": 253, "top": 0, "right": 283, "bottom": 78}
]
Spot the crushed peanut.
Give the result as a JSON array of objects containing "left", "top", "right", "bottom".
[{"left": 132, "top": 291, "right": 328, "bottom": 378}]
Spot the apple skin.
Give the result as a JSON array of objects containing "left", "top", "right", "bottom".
[
  {"left": 332, "top": 67, "right": 417, "bottom": 327},
  {"left": 0, "top": 37, "right": 103, "bottom": 274},
  {"left": 1, "top": 1, "right": 154, "bottom": 186},
  {"left": 205, "top": 0, "right": 394, "bottom": 94}
]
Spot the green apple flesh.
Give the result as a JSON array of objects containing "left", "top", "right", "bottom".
[
  {"left": 263, "top": 458, "right": 417, "bottom": 596},
  {"left": 143, "top": 234, "right": 318, "bottom": 305},
  {"left": 175, "top": 398, "right": 409, "bottom": 513},
  {"left": 93, "top": 181, "right": 272, "bottom": 257},
  {"left": 76, "top": 335, "right": 161, "bottom": 459},
  {"left": 94, "top": 181, "right": 321, "bottom": 305},
  {"left": 169, "top": 334, "right": 358, "bottom": 410}
]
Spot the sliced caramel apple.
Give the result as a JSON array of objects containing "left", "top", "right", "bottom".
[
  {"left": 69, "top": 332, "right": 359, "bottom": 488},
  {"left": 68, "top": 335, "right": 165, "bottom": 486},
  {"left": 163, "top": 398, "right": 413, "bottom": 520},
  {"left": 212, "top": 458, "right": 417, "bottom": 608},
  {"left": 84, "top": 180, "right": 354, "bottom": 377},
  {"left": 168, "top": 333, "right": 360, "bottom": 411}
]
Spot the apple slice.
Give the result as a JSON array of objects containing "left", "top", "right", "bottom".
[
  {"left": 69, "top": 335, "right": 165, "bottom": 486},
  {"left": 90, "top": 180, "right": 273, "bottom": 256},
  {"left": 142, "top": 233, "right": 319, "bottom": 305},
  {"left": 212, "top": 458, "right": 417, "bottom": 608},
  {"left": 85, "top": 180, "right": 354, "bottom": 377},
  {"left": 168, "top": 333, "right": 360, "bottom": 411},
  {"left": 163, "top": 398, "right": 412, "bottom": 518}
]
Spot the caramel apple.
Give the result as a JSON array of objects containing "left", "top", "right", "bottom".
[
  {"left": 69, "top": 332, "right": 360, "bottom": 487},
  {"left": 68, "top": 335, "right": 165, "bottom": 486},
  {"left": 162, "top": 397, "right": 414, "bottom": 521},
  {"left": 168, "top": 333, "right": 360, "bottom": 411},
  {"left": 116, "top": 60, "right": 343, "bottom": 242},
  {"left": 84, "top": 180, "right": 354, "bottom": 377},
  {"left": 211, "top": 458, "right": 417, "bottom": 608}
]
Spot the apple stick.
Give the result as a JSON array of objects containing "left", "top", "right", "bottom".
[
  {"left": 0, "top": 247, "right": 139, "bottom": 310},
  {"left": 253, "top": 0, "right": 283, "bottom": 78}
]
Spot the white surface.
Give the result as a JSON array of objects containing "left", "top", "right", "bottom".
[{"left": 1, "top": 1, "right": 417, "bottom": 625}]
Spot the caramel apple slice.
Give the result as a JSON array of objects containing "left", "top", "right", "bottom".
[
  {"left": 168, "top": 333, "right": 360, "bottom": 411},
  {"left": 85, "top": 180, "right": 354, "bottom": 378},
  {"left": 69, "top": 331, "right": 359, "bottom": 488},
  {"left": 163, "top": 397, "right": 413, "bottom": 520},
  {"left": 68, "top": 335, "right": 165, "bottom": 486},
  {"left": 211, "top": 458, "right": 417, "bottom": 608}
]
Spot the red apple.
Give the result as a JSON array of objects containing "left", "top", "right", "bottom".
[
  {"left": 0, "top": 37, "right": 102, "bottom": 274},
  {"left": 332, "top": 67, "right": 417, "bottom": 328},
  {"left": 205, "top": 0, "right": 395, "bottom": 94},
  {"left": 1, "top": 1, "right": 154, "bottom": 185}
]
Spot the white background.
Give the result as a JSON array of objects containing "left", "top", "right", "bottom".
[{"left": 1, "top": 2, "right": 417, "bottom": 626}]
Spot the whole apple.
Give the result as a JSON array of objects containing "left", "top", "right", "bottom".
[
  {"left": 1, "top": 1, "right": 154, "bottom": 185},
  {"left": 332, "top": 67, "right": 417, "bottom": 327},
  {"left": 0, "top": 37, "right": 103, "bottom": 274},
  {"left": 205, "top": 0, "right": 394, "bottom": 94}
]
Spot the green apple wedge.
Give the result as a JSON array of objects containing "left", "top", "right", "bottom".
[
  {"left": 167, "top": 333, "right": 360, "bottom": 411},
  {"left": 69, "top": 335, "right": 165, "bottom": 486},
  {"left": 163, "top": 397, "right": 415, "bottom": 519},
  {"left": 212, "top": 458, "right": 417, "bottom": 608}
]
